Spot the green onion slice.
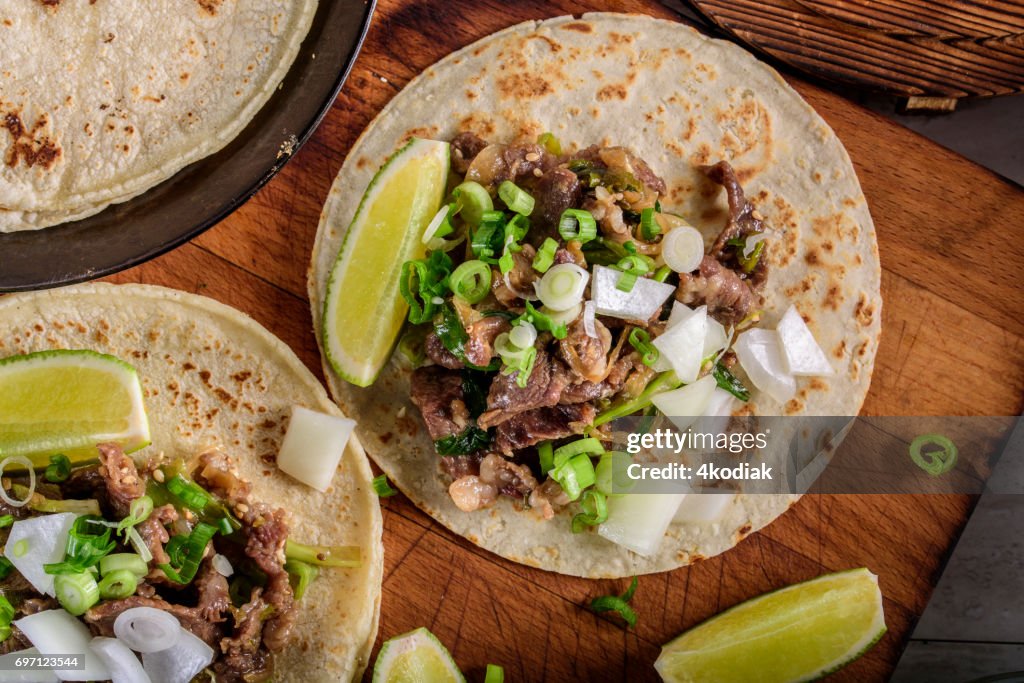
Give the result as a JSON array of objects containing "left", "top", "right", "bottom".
[
  {"left": 99, "top": 553, "right": 148, "bottom": 578},
  {"left": 653, "top": 265, "right": 672, "bottom": 283},
  {"left": 98, "top": 569, "right": 138, "bottom": 600},
  {"left": 515, "top": 301, "right": 568, "bottom": 340},
  {"left": 910, "top": 434, "right": 958, "bottom": 476},
  {"left": 551, "top": 453, "right": 597, "bottom": 501},
  {"left": 589, "top": 576, "right": 639, "bottom": 627},
  {"left": 54, "top": 572, "right": 100, "bottom": 616},
  {"left": 640, "top": 207, "right": 660, "bottom": 241},
  {"left": 372, "top": 475, "right": 398, "bottom": 498},
  {"left": 0, "top": 558, "right": 14, "bottom": 581},
  {"left": 166, "top": 475, "right": 212, "bottom": 512},
  {"left": 285, "top": 540, "right": 361, "bottom": 568},
  {"left": 558, "top": 209, "right": 598, "bottom": 244},
  {"left": 0, "top": 515, "right": 13, "bottom": 529},
  {"left": 552, "top": 438, "right": 605, "bottom": 470},
  {"left": 538, "top": 442, "right": 554, "bottom": 474},
  {"left": 449, "top": 260, "right": 492, "bottom": 304},
  {"left": 159, "top": 522, "right": 218, "bottom": 584},
  {"left": 537, "top": 132, "right": 561, "bottom": 155},
  {"left": 44, "top": 515, "right": 117, "bottom": 575},
  {"left": 285, "top": 559, "right": 319, "bottom": 601},
  {"left": 628, "top": 328, "right": 660, "bottom": 367},
  {"left": 498, "top": 180, "right": 535, "bottom": 216},
  {"left": 532, "top": 237, "right": 559, "bottom": 273},
  {"left": 44, "top": 454, "right": 72, "bottom": 483},
  {"left": 452, "top": 181, "right": 493, "bottom": 227},
  {"left": 572, "top": 489, "right": 609, "bottom": 533}
]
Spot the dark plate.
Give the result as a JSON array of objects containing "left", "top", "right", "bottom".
[{"left": 0, "top": 0, "right": 375, "bottom": 292}]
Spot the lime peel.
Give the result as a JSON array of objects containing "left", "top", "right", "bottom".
[{"left": 372, "top": 627, "right": 465, "bottom": 683}]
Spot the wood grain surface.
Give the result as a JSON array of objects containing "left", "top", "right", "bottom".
[{"left": 101, "top": 0, "right": 1024, "bottom": 680}]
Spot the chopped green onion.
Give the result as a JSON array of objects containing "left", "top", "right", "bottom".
[
  {"left": 496, "top": 331, "right": 539, "bottom": 388},
  {"left": 470, "top": 218, "right": 505, "bottom": 264},
  {"left": 397, "top": 326, "right": 428, "bottom": 367},
  {"left": 640, "top": 207, "right": 660, "bottom": 241},
  {"left": 434, "top": 426, "right": 491, "bottom": 456},
  {"left": 0, "top": 596, "right": 13, "bottom": 643},
  {"left": 589, "top": 576, "right": 639, "bottom": 627},
  {"left": 594, "top": 451, "right": 635, "bottom": 495},
  {"left": 400, "top": 250, "right": 454, "bottom": 324},
  {"left": 54, "top": 571, "right": 100, "bottom": 616},
  {"left": 285, "top": 559, "right": 319, "bottom": 601},
  {"left": 98, "top": 569, "right": 138, "bottom": 600},
  {"left": 45, "top": 515, "right": 117, "bottom": 575},
  {"left": 726, "top": 234, "right": 766, "bottom": 273},
  {"left": 44, "top": 454, "right": 71, "bottom": 483},
  {"left": 616, "top": 271, "right": 638, "bottom": 292},
  {"left": 117, "top": 495, "right": 153, "bottom": 536},
  {"left": 159, "top": 522, "right": 218, "bottom": 584},
  {"left": 433, "top": 301, "right": 501, "bottom": 371},
  {"left": 217, "top": 517, "right": 234, "bottom": 536},
  {"left": 594, "top": 371, "right": 682, "bottom": 427},
  {"left": 164, "top": 535, "right": 188, "bottom": 568},
  {"left": 552, "top": 438, "right": 605, "bottom": 470},
  {"left": 0, "top": 558, "right": 14, "bottom": 580},
  {"left": 449, "top": 260, "right": 492, "bottom": 304},
  {"left": 551, "top": 453, "right": 596, "bottom": 501},
  {"left": 628, "top": 329, "right": 660, "bottom": 367},
  {"left": 538, "top": 442, "right": 554, "bottom": 474},
  {"left": 167, "top": 475, "right": 212, "bottom": 512},
  {"left": 11, "top": 540, "right": 28, "bottom": 558},
  {"left": 285, "top": 540, "right": 361, "bottom": 568},
  {"left": 0, "top": 515, "right": 13, "bottom": 529},
  {"left": 498, "top": 180, "right": 535, "bottom": 216},
  {"left": 532, "top": 237, "right": 559, "bottom": 273},
  {"left": 537, "top": 132, "right": 561, "bottom": 155},
  {"left": 372, "top": 475, "right": 398, "bottom": 498},
  {"left": 515, "top": 301, "right": 568, "bottom": 340},
  {"left": 653, "top": 265, "right": 672, "bottom": 282},
  {"left": 100, "top": 553, "right": 149, "bottom": 578},
  {"left": 910, "top": 434, "right": 958, "bottom": 476},
  {"left": 712, "top": 363, "right": 750, "bottom": 402},
  {"left": 572, "top": 489, "right": 608, "bottom": 533},
  {"left": 485, "top": 664, "right": 505, "bottom": 683},
  {"left": 558, "top": 209, "right": 598, "bottom": 244},
  {"left": 452, "top": 181, "right": 493, "bottom": 226}
]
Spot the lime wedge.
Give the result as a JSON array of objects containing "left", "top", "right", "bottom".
[
  {"left": 372, "top": 627, "right": 465, "bottom": 683},
  {"left": 323, "top": 138, "right": 450, "bottom": 386},
  {"left": 0, "top": 350, "right": 150, "bottom": 466},
  {"left": 655, "top": 567, "right": 886, "bottom": 683}
]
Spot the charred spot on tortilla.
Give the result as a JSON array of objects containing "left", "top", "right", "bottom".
[{"left": 3, "top": 111, "right": 62, "bottom": 170}]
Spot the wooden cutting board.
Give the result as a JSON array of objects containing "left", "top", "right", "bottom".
[{"left": 102, "top": 0, "right": 1024, "bottom": 679}]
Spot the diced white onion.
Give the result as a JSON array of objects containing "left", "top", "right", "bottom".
[
  {"left": 652, "top": 305, "right": 707, "bottom": 383},
  {"left": 89, "top": 637, "right": 151, "bottom": 683},
  {"left": 591, "top": 265, "right": 675, "bottom": 321},
  {"left": 692, "top": 387, "right": 739, "bottom": 436},
  {"left": 142, "top": 630, "right": 214, "bottom": 683},
  {"left": 421, "top": 205, "right": 450, "bottom": 244},
  {"left": 534, "top": 263, "right": 588, "bottom": 312},
  {"left": 0, "top": 456, "right": 34, "bottom": 507},
  {"left": 212, "top": 554, "right": 234, "bottom": 578},
  {"left": 734, "top": 328, "right": 796, "bottom": 404},
  {"left": 14, "top": 610, "right": 111, "bottom": 681},
  {"left": 126, "top": 527, "right": 152, "bottom": 564},
  {"left": 0, "top": 648, "right": 59, "bottom": 682},
  {"left": 776, "top": 304, "right": 834, "bottom": 376},
  {"left": 113, "top": 608, "right": 182, "bottom": 653},
  {"left": 502, "top": 271, "right": 539, "bottom": 301},
  {"left": 277, "top": 406, "right": 356, "bottom": 492},
  {"left": 598, "top": 493, "right": 686, "bottom": 557},
  {"left": 674, "top": 492, "right": 735, "bottom": 523},
  {"left": 703, "top": 317, "right": 728, "bottom": 360},
  {"left": 650, "top": 375, "right": 717, "bottom": 432},
  {"left": 508, "top": 322, "right": 537, "bottom": 349},
  {"left": 583, "top": 300, "right": 597, "bottom": 338},
  {"left": 539, "top": 303, "right": 582, "bottom": 328},
  {"left": 661, "top": 225, "right": 705, "bottom": 273},
  {"left": 4, "top": 513, "right": 78, "bottom": 596},
  {"left": 743, "top": 232, "right": 768, "bottom": 258}
]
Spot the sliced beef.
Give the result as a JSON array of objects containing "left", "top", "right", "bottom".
[
  {"left": 554, "top": 242, "right": 586, "bottom": 268},
  {"left": 451, "top": 132, "right": 488, "bottom": 175},
  {"left": 440, "top": 452, "right": 484, "bottom": 480},
  {"left": 491, "top": 243, "right": 538, "bottom": 306},
  {"left": 531, "top": 167, "right": 581, "bottom": 231},
  {"left": 410, "top": 366, "right": 469, "bottom": 440},
  {"left": 138, "top": 504, "right": 177, "bottom": 569},
  {"left": 477, "top": 349, "right": 570, "bottom": 429},
  {"left": 676, "top": 255, "right": 759, "bottom": 326},
  {"left": 96, "top": 442, "right": 144, "bottom": 516},
  {"left": 85, "top": 595, "right": 224, "bottom": 648},
  {"left": 558, "top": 317, "right": 612, "bottom": 383},
  {"left": 463, "top": 316, "right": 511, "bottom": 368},
  {"left": 195, "top": 450, "right": 251, "bottom": 506},
  {"left": 425, "top": 332, "right": 465, "bottom": 370},
  {"left": 528, "top": 478, "right": 571, "bottom": 520},
  {"left": 61, "top": 465, "right": 106, "bottom": 501},
  {"left": 703, "top": 160, "right": 768, "bottom": 288},
  {"left": 466, "top": 143, "right": 555, "bottom": 192},
  {"left": 214, "top": 588, "right": 272, "bottom": 683},
  {"left": 240, "top": 503, "right": 295, "bottom": 652},
  {"left": 573, "top": 145, "right": 667, "bottom": 196},
  {"left": 493, "top": 403, "right": 596, "bottom": 455},
  {"left": 479, "top": 453, "right": 539, "bottom": 500},
  {"left": 195, "top": 559, "right": 231, "bottom": 623}
]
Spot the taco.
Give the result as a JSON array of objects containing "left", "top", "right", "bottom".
[
  {"left": 0, "top": 283, "right": 382, "bottom": 681},
  {"left": 309, "top": 13, "right": 881, "bottom": 577}
]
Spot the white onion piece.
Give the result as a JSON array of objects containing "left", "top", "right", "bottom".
[
  {"left": 534, "top": 263, "right": 588, "bottom": 311},
  {"left": 501, "top": 270, "right": 539, "bottom": 301},
  {"left": 743, "top": 231, "right": 768, "bottom": 258},
  {"left": 508, "top": 322, "right": 537, "bottom": 349},
  {"left": 691, "top": 387, "right": 740, "bottom": 439},
  {"left": 90, "top": 637, "right": 151, "bottom": 683},
  {"left": 420, "top": 205, "right": 450, "bottom": 244},
  {"left": 583, "top": 300, "right": 597, "bottom": 338},
  {"left": 591, "top": 265, "right": 675, "bottom": 321},
  {"left": 277, "top": 406, "right": 355, "bottom": 492},
  {"left": 703, "top": 317, "right": 728, "bottom": 360},
  {"left": 650, "top": 375, "right": 717, "bottom": 432},
  {"left": 598, "top": 493, "right": 686, "bottom": 557},
  {"left": 539, "top": 303, "right": 582, "bottom": 328},
  {"left": 142, "top": 629, "right": 213, "bottom": 683},
  {"left": 113, "top": 608, "right": 181, "bottom": 653},
  {"left": 126, "top": 527, "right": 152, "bottom": 564},
  {"left": 4, "top": 513, "right": 78, "bottom": 596},
  {"left": 0, "top": 648, "right": 59, "bottom": 682},
  {"left": 674, "top": 493, "right": 735, "bottom": 523},
  {"left": 212, "top": 554, "right": 234, "bottom": 578},
  {"left": 14, "top": 610, "right": 111, "bottom": 681},
  {"left": 661, "top": 225, "right": 705, "bottom": 273},
  {"left": 0, "top": 455, "right": 35, "bottom": 507},
  {"left": 776, "top": 305, "right": 834, "bottom": 376},
  {"left": 734, "top": 328, "right": 796, "bottom": 404},
  {"left": 652, "top": 305, "right": 707, "bottom": 383}
]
